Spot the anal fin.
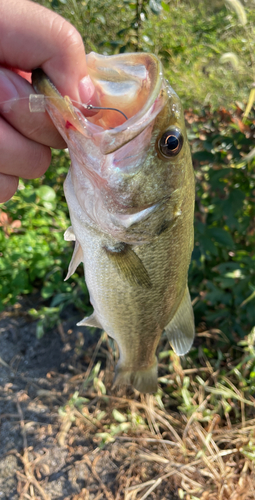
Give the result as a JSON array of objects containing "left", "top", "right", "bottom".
[
  {"left": 103, "top": 243, "right": 152, "bottom": 289},
  {"left": 165, "top": 286, "right": 195, "bottom": 355},
  {"left": 77, "top": 312, "right": 102, "bottom": 329}
]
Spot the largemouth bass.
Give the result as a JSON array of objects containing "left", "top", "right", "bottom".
[{"left": 32, "top": 52, "right": 195, "bottom": 393}]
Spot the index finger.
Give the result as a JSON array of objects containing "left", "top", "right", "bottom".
[{"left": 0, "top": 0, "right": 91, "bottom": 103}]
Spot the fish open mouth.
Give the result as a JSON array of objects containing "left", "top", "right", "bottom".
[
  {"left": 85, "top": 52, "right": 163, "bottom": 129},
  {"left": 85, "top": 52, "right": 166, "bottom": 154},
  {"left": 32, "top": 52, "right": 166, "bottom": 155}
]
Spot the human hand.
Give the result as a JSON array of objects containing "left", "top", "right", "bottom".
[{"left": 0, "top": 0, "right": 96, "bottom": 203}]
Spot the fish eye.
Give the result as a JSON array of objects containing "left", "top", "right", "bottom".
[{"left": 158, "top": 128, "right": 183, "bottom": 158}]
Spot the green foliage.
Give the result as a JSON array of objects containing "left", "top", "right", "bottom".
[
  {"left": 29, "top": 306, "right": 62, "bottom": 338},
  {"left": 0, "top": 150, "right": 89, "bottom": 320},
  {"left": 39, "top": 0, "right": 165, "bottom": 53},
  {"left": 38, "top": 0, "right": 255, "bottom": 108},
  {"left": 188, "top": 105, "right": 255, "bottom": 339},
  {"left": 141, "top": 0, "right": 255, "bottom": 108}
]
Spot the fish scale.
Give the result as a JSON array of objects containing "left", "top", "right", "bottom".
[{"left": 32, "top": 51, "right": 195, "bottom": 393}]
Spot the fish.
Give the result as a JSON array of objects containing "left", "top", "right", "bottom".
[{"left": 32, "top": 52, "right": 195, "bottom": 393}]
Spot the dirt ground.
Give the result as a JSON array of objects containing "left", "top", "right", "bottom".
[{"left": 0, "top": 298, "right": 179, "bottom": 500}]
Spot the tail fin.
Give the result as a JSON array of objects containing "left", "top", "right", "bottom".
[{"left": 113, "top": 357, "right": 158, "bottom": 393}]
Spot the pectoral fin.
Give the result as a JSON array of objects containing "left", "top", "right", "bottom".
[
  {"left": 165, "top": 286, "right": 195, "bottom": 355},
  {"left": 77, "top": 312, "right": 102, "bottom": 329},
  {"left": 64, "top": 240, "right": 83, "bottom": 281},
  {"left": 103, "top": 243, "right": 152, "bottom": 288}
]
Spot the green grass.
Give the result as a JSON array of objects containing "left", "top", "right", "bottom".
[
  {"left": 40, "top": 0, "right": 255, "bottom": 108},
  {"left": 143, "top": 0, "right": 255, "bottom": 108}
]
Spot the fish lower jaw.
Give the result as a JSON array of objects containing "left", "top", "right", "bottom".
[{"left": 113, "top": 356, "right": 158, "bottom": 393}]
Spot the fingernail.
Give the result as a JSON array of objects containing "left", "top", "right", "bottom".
[
  {"left": 78, "top": 75, "right": 98, "bottom": 108},
  {"left": 0, "top": 69, "right": 19, "bottom": 113}
]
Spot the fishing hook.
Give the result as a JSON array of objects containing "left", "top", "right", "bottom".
[{"left": 85, "top": 104, "right": 128, "bottom": 121}]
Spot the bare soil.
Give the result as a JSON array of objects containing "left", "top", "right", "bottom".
[{"left": 0, "top": 298, "right": 179, "bottom": 500}]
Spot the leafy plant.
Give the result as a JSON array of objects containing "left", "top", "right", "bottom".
[
  {"left": 0, "top": 150, "right": 89, "bottom": 320},
  {"left": 188, "top": 104, "right": 255, "bottom": 339}
]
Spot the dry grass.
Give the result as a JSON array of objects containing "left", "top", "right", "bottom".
[{"left": 52, "top": 328, "right": 255, "bottom": 500}]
